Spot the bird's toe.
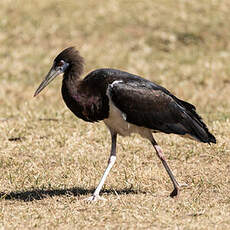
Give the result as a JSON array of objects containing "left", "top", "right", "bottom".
[
  {"left": 84, "top": 195, "right": 107, "bottom": 202},
  {"left": 170, "top": 182, "right": 188, "bottom": 198},
  {"left": 179, "top": 182, "right": 188, "bottom": 188}
]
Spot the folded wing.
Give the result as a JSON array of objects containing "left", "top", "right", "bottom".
[{"left": 108, "top": 80, "right": 216, "bottom": 144}]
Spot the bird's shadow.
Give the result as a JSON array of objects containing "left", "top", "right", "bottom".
[{"left": 0, "top": 187, "right": 143, "bottom": 202}]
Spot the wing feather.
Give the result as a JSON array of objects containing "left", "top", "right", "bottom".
[{"left": 108, "top": 81, "right": 187, "bottom": 134}]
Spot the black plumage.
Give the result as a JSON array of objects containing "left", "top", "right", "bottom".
[{"left": 34, "top": 47, "right": 216, "bottom": 201}]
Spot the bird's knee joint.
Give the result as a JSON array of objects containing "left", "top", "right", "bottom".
[{"left": 155, "top": 145, "right": 166, "bottom": 160}]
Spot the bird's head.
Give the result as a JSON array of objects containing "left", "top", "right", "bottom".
[{"left": 34, "top": 47, "right": 84, "bottom": 97}]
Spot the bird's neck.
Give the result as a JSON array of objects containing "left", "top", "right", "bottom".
[
  {"left": 63, "top": 55, "right": 84, "bottom": 81},
  {"left": 62, "top": 64, "right": 84, "bottom": 97},
  {"left": 64, "top": 69, "right": 81, "bottom": 82}
]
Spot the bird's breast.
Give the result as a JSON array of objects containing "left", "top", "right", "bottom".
[{"left": 61, "top": 81, "right": 109, "bottom": 122}]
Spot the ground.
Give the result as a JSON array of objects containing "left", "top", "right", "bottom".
[{"left": 0, "top": 0, "right": 230, "bottom": 229}]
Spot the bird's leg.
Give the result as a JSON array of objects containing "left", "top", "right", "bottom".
[
  {"left": 86, "top": 131, "right": 117, "bottom": 202},
  {"left": 150, "top": 139, "right": 180, "bottom": 198}
]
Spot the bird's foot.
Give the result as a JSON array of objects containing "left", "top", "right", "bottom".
[
  {"left": 84, "top": 195, "right": 106, "bottom": 202},
  {"left": 170, "top": 187, "right": 179, "bottom": 198},
  {"left": 170, "top": 183, "right": 188, "bottom": 198}
]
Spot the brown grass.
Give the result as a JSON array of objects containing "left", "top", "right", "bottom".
[{"left": 0, "top": 0, "right": 230, "bottom": 229}]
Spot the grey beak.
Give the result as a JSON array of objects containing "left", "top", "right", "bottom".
[{"left": 34, "top": 67, "right": 62, "bottom": 97}]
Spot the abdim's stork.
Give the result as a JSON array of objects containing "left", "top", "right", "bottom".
[{"left": 34, "top": 47, "right": 216, "bottom": 201}]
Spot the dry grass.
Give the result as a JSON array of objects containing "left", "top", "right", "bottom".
[{"left": 0, "top": 0, "right": 230, "bottom": 229}]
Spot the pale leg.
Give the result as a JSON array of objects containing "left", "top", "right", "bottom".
[
  {"left": 86, "top": 131, "right": 117, "bottom": 201},
  {"left": 150, "top": 136, "right": 181, "bottom": 197}
]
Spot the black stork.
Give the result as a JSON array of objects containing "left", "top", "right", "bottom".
[{"left": 34, "top": 47, "right": 216, "bottom": 201}]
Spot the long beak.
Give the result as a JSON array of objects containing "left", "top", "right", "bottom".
[{"left": 34, "top": 67, "right": 62, "bottom": 97}]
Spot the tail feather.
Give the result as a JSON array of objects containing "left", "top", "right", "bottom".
[
  {"left": 177, "top": 98, "right": 216, "bottom": 144},
  {"left": 184, "top": 114, "right": 216, "bottom": 144}
]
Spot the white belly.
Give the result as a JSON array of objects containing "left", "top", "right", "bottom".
[{"left": 103, "top": 100, "right": 152, "bottom": 140}]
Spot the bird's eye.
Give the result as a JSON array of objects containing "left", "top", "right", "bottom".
[
  {"left": 54, "top": 60, "right": 69, "bottom": 72},
  {"left": 56, "top": 60, "right": 64, "bottom": 67}
]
